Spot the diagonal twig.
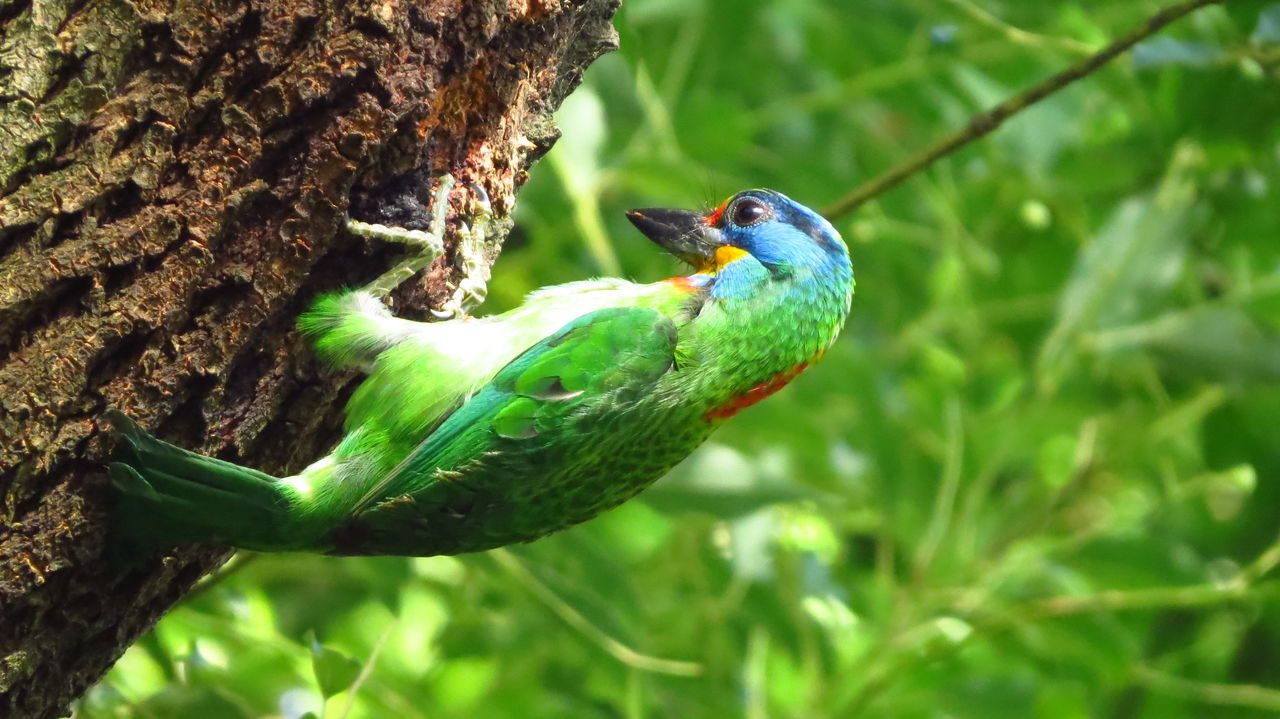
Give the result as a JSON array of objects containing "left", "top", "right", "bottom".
[
  {"left": 822, "top": 0, "right": 1226, "bottom": 221},
  {"left": 489, "top": 548, "right": 703, "bottom": 676}
]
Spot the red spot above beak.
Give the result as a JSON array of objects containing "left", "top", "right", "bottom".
[{"left": 705, "top": 199, "right": 729, "bottom": 227}]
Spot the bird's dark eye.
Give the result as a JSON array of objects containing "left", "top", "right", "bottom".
[{"left": 730, "top": 198, "right": 770, "bottom": 227}]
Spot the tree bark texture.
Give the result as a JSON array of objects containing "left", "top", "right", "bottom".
[{"left": 0, "top": 0, "right": 620, "bottom": 716}]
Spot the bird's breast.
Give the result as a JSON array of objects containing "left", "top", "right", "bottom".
[{"left": 702, "top": 360, "right": 812, "bottom": 421}]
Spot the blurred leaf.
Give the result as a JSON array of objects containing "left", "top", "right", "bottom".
[
  {"left": 1202, "top": 464, "right": 1257, "bottom": 521},
  {"left": 1040, "top": 144, "right": 1206, "bottom": 387},
  {"left": 309, "top": 635, "right": 361, "bottom": 700},
  {"left": 552, "top": 88, "right": 607, "bottom": 196},
  {"left": 1094, "top": 305, "right": 1280, "bottom": 384},
  {"left": 1133, "top": 36, "right": 1223, "bottom": 69},
  {"left": 645, "top": 443, "right": 817, "bottom": 519},
  {"left": 1037, "top": 433, "right": 1078, "bottom": 489},
  {"left": 433, "top": 657, "right": 498, "bottom": 712},
  {"left": 730, "top": 509, "right": 778, "bottom": 581},
  {"left": 920, "top": 342, "right": 968, "bottom": 386},
  {"left": 135, "top": 687, "right": 253, "bottom": 719},
  {"left": 1254, "top": 3, "right": 1280, "bottom": 44}
]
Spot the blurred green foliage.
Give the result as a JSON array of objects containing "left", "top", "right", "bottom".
[{"left": 82, "top": 1, "right": 1280, "bottom": 717}]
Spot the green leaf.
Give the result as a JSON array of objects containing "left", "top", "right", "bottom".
[
  {"left": 1203, "top": 464, "right": 1256, "bottom": 521},
  {"left": 1039, "top": 145, "right": 1206, "bottom": 387},
  {"left": 309, "top": 635, "right": 362, "bottom": 700},
  {"left": 1037, "top": 434, "right": 1077, "bottom": 489}
]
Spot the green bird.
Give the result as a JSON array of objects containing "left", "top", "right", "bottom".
[{"left": 107, "top": 187, "right": 854, "bottom": 556}]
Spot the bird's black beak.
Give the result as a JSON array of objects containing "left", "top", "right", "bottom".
[{"left": 625, "top": 207, "right": 725, "bottom": 269}]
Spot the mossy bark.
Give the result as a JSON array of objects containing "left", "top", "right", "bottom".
[{"left": 0, "top": 1, "right": 619, "bottom": 716}]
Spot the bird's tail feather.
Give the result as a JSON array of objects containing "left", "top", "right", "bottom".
[{"left": 105, "top": 409, "right": 297, "bottom": 558}]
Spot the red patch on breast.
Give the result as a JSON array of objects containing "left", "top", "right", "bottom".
[
  {"left": 705, "top": 363, "right": 810, "bottom": 421},
  {"left": 662, "top": 276, "right": 701, "bottom": 293}
]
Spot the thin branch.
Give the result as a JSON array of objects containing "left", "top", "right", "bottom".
[
  {"left": 1008, "top": 530, "right": 1280, "bottom": 622},
  {"left": 834, "top": 530, "right": 1280, "bottom": 715},
  {"left": 1015, "top": 531, "right": 1280, "bottom": 622},
  {"left": 1238, "top": 530, "right": 1280, "bottom": 585},
  {"left": 822, "top": 0, "right": 1225, "bottom": 221},
  {"left": 912, "top": 398, "right": 964, "bottom": 577},
  {"left": 939, "top": 0, "right": 1095, "bottom": 56},
  {"left": 177, "top": 551, "right": 257, "bottom": 605},
  {"left": 490, "top": 549, "right": 704, "bottom": 677},
  {"left": 336, "top": 621, "right": 397, "bottom": 719},
  {"left": 1015, "top": 579, "right": 1280, "bottom": 621},
  {"left": 1131, "top": 664, "right": 1280, "bottom": 713}
]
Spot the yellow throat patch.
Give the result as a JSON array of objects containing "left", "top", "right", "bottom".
[{"left": 700, "top": 245, "right": 749, "bottom": 273}]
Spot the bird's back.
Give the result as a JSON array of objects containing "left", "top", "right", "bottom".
[
  {"left": 291, "top": 278, "right": 706, "bottom": 521},
  {"left": 327, "top": 266, "right": 849, "bottom": 555}
]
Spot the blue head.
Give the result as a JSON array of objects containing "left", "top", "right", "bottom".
[{"left": 626, "top": 189, "right": 853, "bottom": 302}]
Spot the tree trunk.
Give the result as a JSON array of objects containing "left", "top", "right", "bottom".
[{"left": 0, "top": 0, "right": 619, "bottom": 716}]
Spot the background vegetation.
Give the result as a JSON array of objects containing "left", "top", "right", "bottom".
[{"left": 80, "top": 1, "right": 1279, "bottom": 717}]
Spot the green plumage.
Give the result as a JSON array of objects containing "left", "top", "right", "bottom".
[{"left": 107, "top": 190, "right": 853, "bottom": 557}]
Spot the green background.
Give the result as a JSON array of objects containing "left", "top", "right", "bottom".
[{"left": 83, "top": 1, "right": 1280, "bottom": 717}]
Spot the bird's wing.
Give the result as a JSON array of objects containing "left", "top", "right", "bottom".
[{"left": 344, "top": 306, "right": 678, "bottom": 536}]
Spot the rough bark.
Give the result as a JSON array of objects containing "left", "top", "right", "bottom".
[{"left": 0, "top": 0, "right": 620, "bottom": 716}]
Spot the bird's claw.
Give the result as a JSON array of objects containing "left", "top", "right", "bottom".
[
  {"left": 430, "top": 183, "right": 500, "bottom": 320},
  {"left": 468, "top": 182, "right": 490, "bottom": 210},
  {"left": 350, "top": 174, "right": 457, "bottom": 299},
  {"left": 346, "top": 174, "right": 505, "bottom": 320}
]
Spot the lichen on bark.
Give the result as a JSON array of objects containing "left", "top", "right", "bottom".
[{"left": 0, "top": 1, "right": 620, "bottom": 716}]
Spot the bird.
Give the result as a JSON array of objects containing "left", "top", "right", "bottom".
[{"left": 106, "top": 187, "right": 854, "bottom": 557}]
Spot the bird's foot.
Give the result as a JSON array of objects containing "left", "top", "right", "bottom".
[
  {"left": 346, "top": 175, "right": 505, "bottom": 320},
  {"left": 431, "top": 184, "right": 501, "bottom": 320},
  {"left": 347, "top": 174, "right": 456, "bottom": 300}
]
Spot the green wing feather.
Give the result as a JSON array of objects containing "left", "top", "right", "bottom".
[{"left": 331, "top": 306, "right": 678, "bottom": 554}]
